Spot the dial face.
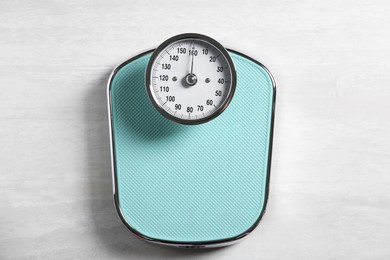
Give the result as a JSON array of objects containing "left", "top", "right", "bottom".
[{"left": 146, "top": 34, "right": 236, "bottom": 125}]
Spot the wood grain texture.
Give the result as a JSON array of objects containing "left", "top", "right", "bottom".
[{"left": 0, "top": 0, "right": 389, "bottom": 259}]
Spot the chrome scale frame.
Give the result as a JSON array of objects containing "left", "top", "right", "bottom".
[{"left": 106, "top": 48, "right": 277, "bottom": 248}]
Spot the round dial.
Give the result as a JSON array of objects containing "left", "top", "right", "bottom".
[{"left": 146, "top": 33, "right": 236, "bottom": 125}]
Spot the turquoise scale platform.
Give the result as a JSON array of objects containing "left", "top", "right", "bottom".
[{"left": 108, "top": 50, "right": 275, "bottom": 245}]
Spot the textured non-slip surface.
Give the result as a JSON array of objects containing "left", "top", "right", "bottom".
[{"left": 110, "top": 51, "right": 274, "bottom": 242}]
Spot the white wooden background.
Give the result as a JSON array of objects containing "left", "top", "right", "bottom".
[{"left": 1, "top": 0, "right": 389, "bottom": 259}]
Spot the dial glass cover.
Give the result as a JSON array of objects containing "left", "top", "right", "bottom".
[{"left": 146, "top": 34, "right": 236, "bottom": 125}]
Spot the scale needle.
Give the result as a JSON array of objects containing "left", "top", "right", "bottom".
[{"left": 190, "top": 42, "right": 195, "bottom": 75}]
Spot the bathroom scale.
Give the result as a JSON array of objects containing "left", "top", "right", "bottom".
[{"left": 107, "top": 33, "right": 276, "bottom": 248}]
